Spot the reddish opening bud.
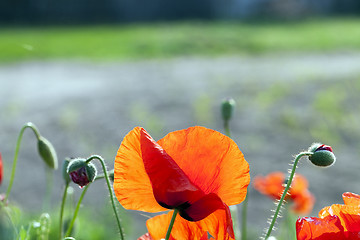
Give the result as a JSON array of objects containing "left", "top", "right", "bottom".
[
  {"left": 67, "top": 158, "right": 97, "bottom": 188},
  {"left": 308, "top": 143, "right": 336, "bottom": 167}
]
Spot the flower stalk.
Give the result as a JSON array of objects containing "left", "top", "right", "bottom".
[
  {"left": 64, "top": 184, "right": 90, "bottom": 237},
  {"left": 165, "top": 209, "right": 179, "bottom": 240},
  {"left": 264, "top": 151, "right": 312, "bottom": 239},
  {"left": 5, "top": 122, "right": 41, "bottom": 201},
  {"left": 85, "top": 155, "right": 124, "bottom": 240}
]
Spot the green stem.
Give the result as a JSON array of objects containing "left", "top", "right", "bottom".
[
  {"left": 241, "top": 194, "right": 248, "bottom": 240},
  {"left": 86, "top": 155, "right": 125, "bottom": 240},
  {"left": 264, "top": 152, "right": 312, "bottom": 240},
  {"left": 223, "top": 121, "right": 243, "bottom": 239},
  {"left": 59, "top": 182, "right": 69, "bottom": 240},
  {"left": 43, "top": 167, "right": 53, "bottom": 211},
  {"left": 65, "top": 184, "right": 90, "bottom": 237},
  {"left": 224, "top": 120, "right": 231, "bottom": 138},
  {"left": 165, "top": 209, "right": 178, "bottom": 240},
  {"left": 5, "top": 122, "right": 41, "bottom": 202}
]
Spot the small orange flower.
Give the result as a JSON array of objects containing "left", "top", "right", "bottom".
[
  {"left": 114, "top": 126, "right": 250, "bottom": 240},
  {"left": 253, "top": 172, "right": 315, "bottom": 214},
  {"left": 296, "top": 192, "right": 360, "bottom": 240}
]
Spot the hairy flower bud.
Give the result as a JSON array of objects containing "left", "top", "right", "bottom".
[
  {"left": 67, "top": 158, "right": 97, "bottom": 187},
  {"left": 221, "top": 98, "right": 236, "bottom": 121},
  {"left": 37, "top": 136, "right": 58, "bottom": 169},
  {"left": 308, "top": 143, "right": 336, "bottom": 167}
]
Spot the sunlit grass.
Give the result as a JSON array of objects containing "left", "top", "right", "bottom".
[{"left": 1, "top": 17, "right": 360, "bottom": 62}]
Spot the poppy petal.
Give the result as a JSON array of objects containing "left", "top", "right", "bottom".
[
  {"left": 147, "top": 210, "right": 234, "bottom": 240},
  {"left": 292, "top": 190, "right": 315, "bottom": 215},
  {"left": 319, "top": 204, "right": 360, "bottom": 231},
  {"left": 137, "top": 233, "right": 154, "bottom": 240},
  {"left": 140, "top": 128, "right": 204, "bottom": 208},
  {"left": 157, "top": 126, "right": 250, "bottom": 206},
  {"left": 179, "top": 193, "right": 226, "bottom": 222},
  {"left": 146, "top": 211, "right": 205, "bottom": 240},
  {"left": 253, "top": 172, "right": 285, "bottom": 200},
  {"left": 296, "top": 215, "right": 344, "bottom": 240},
  {"left": 114, "top": 127, "right": 166, "bottom": 212},
  {"left": 198, "top": 208, "right": 235, "bottom": 240},
  {"left": 342, "top": 192, "right": 360, "bottom": 206},
  {"left": 291, "top": 174, "right": 309, "bottom": 197}
]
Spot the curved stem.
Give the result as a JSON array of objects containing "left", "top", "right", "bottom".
[
  {"left": 4, "top": 122, "right": 41, "bottom": 202},
  {"left": 86, "top": 155, "right": 125, "bottom": 240},
  {"left": 59, "top": 182, "right": 69, "bottom": 240},
  {"left": 65, "top": 184, "right": 90, "bottom": 237},
  {"left": 264, "top": 152, "right": 312, "bottom": 239},
  {"left": 165, "top": 209, "right": 178, "bottom": 240},
  {"left": 241, "top": 194, "right": 248, "bottom": 240}
]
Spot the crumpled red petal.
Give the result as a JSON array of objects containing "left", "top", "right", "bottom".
[
  {"left": 296, "top": 215, "right": 344, "bottom": 240},
  {"left": 140, "top": 128, "right": 204, "bottom": 209}
]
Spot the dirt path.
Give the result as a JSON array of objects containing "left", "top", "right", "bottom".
[{"left": 1, "top": 53, "right": 360, "bottom": 238}]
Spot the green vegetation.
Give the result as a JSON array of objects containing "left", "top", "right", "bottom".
[{"left": 1, "top": 17, "right": 360, "bottom": 62}]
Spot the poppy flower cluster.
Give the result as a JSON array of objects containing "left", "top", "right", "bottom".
[
  {"left": 253, "top": 172, "right": 315, "bottom": 214},
  {"left": 113, "top": 126, "right": 250, "bottom": 240},
  {"left": 296, "top": 192, "right": 360, "bottom": 240}
]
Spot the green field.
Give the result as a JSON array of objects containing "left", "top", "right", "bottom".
[{"left": 1, "top": 17, "right": 360, "bottom": 62}]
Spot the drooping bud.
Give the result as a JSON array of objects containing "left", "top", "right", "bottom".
[
  {"left": 62, "top": 158, "right": 72, "bottom": 184},
  {"left": 37, "top": 136, "right": 58, "bottom": 169},
  {"left": 67, "top": 158, "right": 97, "bottom": 187},
  {"left": 308, "top": 143, "right": 336, "bottom": 167},
  {"left": 221, "top": 98, "right": 236, "bottom": 121}
]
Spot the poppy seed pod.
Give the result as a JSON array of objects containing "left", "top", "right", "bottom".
[
  {"left": 308, "top": 143, "right": 336, "bottom": 167},
  {"left": 37, "top": 136, "right": 58, "bottom": 169},
  {"left": 67, "top": 158, "right": 97, "bottom": 187},
  {"left": 221, "top": 98, "right": 236, "bottom": 121}
]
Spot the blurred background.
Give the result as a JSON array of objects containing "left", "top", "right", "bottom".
[{"left": 1, "top": 0, "right": 360, "bottom": 239}]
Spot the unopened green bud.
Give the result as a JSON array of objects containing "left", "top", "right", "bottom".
[
  {"left": 37, "top": 136, "right": 58, "bottom": 169},
  {"left": 67, "top": 158, "right": 97, "bottom": 187},
  {"left": 221, "top": 98, "right": 236, "bottom": 121},
  {"left": 308, "top": 143, "right": 336, "bottom": 167}
]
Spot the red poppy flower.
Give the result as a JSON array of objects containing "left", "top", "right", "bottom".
[
  {"left": 138, "top": 231, "right": 211, "bottom": 240},
  {"left": 253, "top": 172, "right": 315, "bottom": 215},
  {"left": 0, "top": 152, "right": 2, "bottom": 185},
  {"left": 296, "top": 192, "right": 360, "bottom": 240},
  {"left": 114, "top": 126, "right": 250, "bottom": 240}
]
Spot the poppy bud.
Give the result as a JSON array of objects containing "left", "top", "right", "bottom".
[
  {"left": 308, "top": 143, "right": 336, "bottom": 167},
  {"left": 37, "top": 136, "right": 58, "bottom": 169},
  {"left": 221, "top": 98, "right": 236, "bottom": 121},
  {"left": 62, "top": 158, "right": 72, "bottom": 184},
  {"left": 67, "top": 158, "right": 97, "bottom": 187}
]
